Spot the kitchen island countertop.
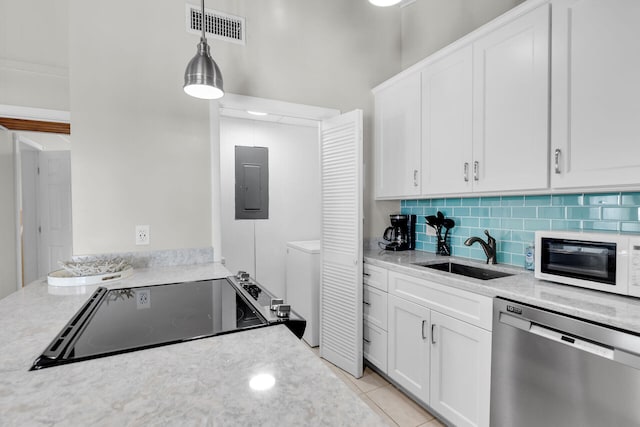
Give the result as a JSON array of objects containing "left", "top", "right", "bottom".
[
  {"left": 365, "top": 249, "right": 640, "bottom": 333},
  {"left": 0, "top": 263, "right": 386, "bottom": 427}
]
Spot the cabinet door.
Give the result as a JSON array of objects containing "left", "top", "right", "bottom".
[
  {"left": 374, "top": 73, "right": 422, "bottom": 199},
  {"left": 430, "top": 311, "right": 492, "bottom": 427},
  {"left": 421, "top": 45, "right": 473, "bottom": 195},
  {"left": 472, "top": 3, "right": 550, "bottom": 193},
  {"left": 551, "top": 0, "right": 640, "bottom": 189},
  {"left": 387, "top": 294, "right": 430, "bottom": 404}
]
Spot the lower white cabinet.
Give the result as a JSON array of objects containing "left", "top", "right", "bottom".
[
  {"left": 384, "top": 270, "right": 492, "bottom": 427},
  {"left": 388, "top": 294, "right": 431, "bottom": 404},
  {"left": 363, "top": 282, "right": 389, "bottom": 374},
  {"left": 430, "top": 311, "right": 492, "bottom": 427},
  {"left": 363, "top": 321, "right": 387, "bottom": 373},
  {"left": 363, "top": 285, "right": 387, "bottom": 330}
]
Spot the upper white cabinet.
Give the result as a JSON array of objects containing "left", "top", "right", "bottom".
[
  {"left": 551, "top": 0, "right": 640, "bottom": 189},
  {"left": 374, "top": 72, "right": 422, "bottom": 199},
  {"left": 421, "top": 45, "right": 474, "bottom": 195},
  {"left": 375, "top": 1, "right": 550, "bottom": 199},
  {"left": 472, "top": 3, "right": 550, "bottom": 193}
]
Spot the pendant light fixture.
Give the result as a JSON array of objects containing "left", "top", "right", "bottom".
[
  {"left": 369, "top": 0, "right": 402, "bottom": 6},
  {"left": 183, "top": 0, "right": 224, "bottom": 99}
]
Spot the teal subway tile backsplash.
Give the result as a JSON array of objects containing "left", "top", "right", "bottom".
[
  {"left": 400, "top": 191, "right": 640, "bottom": 268},
  {"left": 582, "top": 221, "right": 619, "bottom": 231},
  {"left": 501, "top": 218, "right": 523, "bottom": 230},
  {"left": 512, "top": 207, "right": 537, "bottom": 218},
  {"left": 538, "top": 207, "right": 565, "bottom": 219},
  {"left": 524, "top": 195, "right": 551, "bottom": 206},
  {"left": 480, "top": 196, "right": 501, "bottom": 206},
  {"left": 567, "top": 207, "right": 600, "bottom": 220},
  {"left": 552, "top": 194, "right": 582, "bottom": 206},
  {"left": 621, "top": 193, "right": 640, "bottom": 205},
  {"left": 501, "top": 196, "right": 524, "bottom": 206},
  {"left": 453, "top": 207, "right": 470, "bottom": 217},
  {"left": 602, "top": 207, "right": 638, "bottom": 221},
  {"left": 583, "top": 193, "right": 620, "bottom": 206},
  {"left": 622, "top": 222, "right": 640, "bottom": 232}
]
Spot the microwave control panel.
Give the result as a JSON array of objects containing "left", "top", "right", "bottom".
[{"left": 629, "top": 239, "right": 640, "bottom": 296}]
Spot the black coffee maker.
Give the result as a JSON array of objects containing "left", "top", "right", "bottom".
[{"left": 379, "top": 214, "right": 416, "bottom": 251}]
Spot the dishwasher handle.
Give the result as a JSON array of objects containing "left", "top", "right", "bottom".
[
  {"left": 499, "top": 305, "right": 640, "bottom": 373},
  {"left": 499, "top": 311, "right": 615, "bottom": 361}
]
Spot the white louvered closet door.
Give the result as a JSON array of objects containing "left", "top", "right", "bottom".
[{"left": 319, "top": 110, "right": 363, "bottom": 379}]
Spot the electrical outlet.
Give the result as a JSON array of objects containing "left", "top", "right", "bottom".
[
  {"left": 136, "top": 289, "right": 151, "bottom": 309},
  {"left": 426, "top": 225, "right": 437, "bottom": 237},
  {"left": 136, "top": 225, "right": 150, "bottom": 245}
]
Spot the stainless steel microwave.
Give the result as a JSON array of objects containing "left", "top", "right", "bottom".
[{"left": 535, "top": 230, "right": 640, "bottom": 297}]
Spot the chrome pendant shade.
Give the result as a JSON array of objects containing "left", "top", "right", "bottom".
[{"left": 184, "top": 0, "right": 224, "bottom": 99}]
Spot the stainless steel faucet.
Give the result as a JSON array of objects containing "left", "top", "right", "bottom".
[{"left": 464, "top": 230, "right": 497, "bottom": 264}]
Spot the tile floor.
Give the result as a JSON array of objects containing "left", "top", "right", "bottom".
[{"left": 310, "top": 346, "right": 445, "bottom": 427}]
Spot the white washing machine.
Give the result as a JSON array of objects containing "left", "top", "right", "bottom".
[{"left": 285, "top": 240, "right": 320, "bottom": 347}]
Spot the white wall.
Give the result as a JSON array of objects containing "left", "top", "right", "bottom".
[
  {"left": 400, "top": 0, "right": 526, "bottom": 69},
  {"left": 0, "top": 0, "right": 69, "bottom": 110},
  {"left": 9, "top": 0, "right": 527, "bottom": 258},
  {"left": 220, "top": 117, "right": 320, "bottom": 297},
  {"left": 68, "top": 0, "right": 401, "bottom": 255},
  {"left": 69, "top": 0, "right": 213, "bottom": 254},
  {"left": 0, "top": 129, "right": 17, "bottom": 299}
]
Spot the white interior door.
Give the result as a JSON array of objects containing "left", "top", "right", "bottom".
[
  {"left": 38, "top": 151, "right": 72, "bottom": 277},
  {"left": 319, "top": 109, "right": 363, "bottom": 378}
]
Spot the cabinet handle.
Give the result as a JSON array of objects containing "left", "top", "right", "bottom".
[
  {"left": 431, "top": 324, "right": 437, "bottom": 344},
  {"left": 554, "top": 148, "right": 561, "bottom": 174},
  {"left": 413, "top": 169, "right": 419, "bottom": 187},
  {"left": 363, "top": 337, "right": 370, "bottom": 343},
  {"left": 363, "top": 272, "right": 370, "bottom": 277},
  {"left": 421, "top": 320, "right": 427, "bottom": 339},
  {"left": 363, "top": 300, "right": 370, "bottom": 306},
  {"left": 473, "top": 161, "right": 479, "bottom": 181},
  {"left": 463, "top": 162, "right": 469, "bottom": 182}
]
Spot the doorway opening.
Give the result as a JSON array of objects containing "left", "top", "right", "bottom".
[
  {"left": 213, "top": 94, "right": 339, "bottom": 299},
  {"left": 17, "top": 131, "right": 72, "bottom": 285},
  {"left": 1, "top": 108, "right": 72, "bottom": 290}
]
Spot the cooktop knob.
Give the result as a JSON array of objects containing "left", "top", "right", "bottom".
[
  {"left": 276, "top": 304, "right": 291, "bottom": 318},
  {"left": 270, "top": 298, "right": 284, "bottom": 311}
]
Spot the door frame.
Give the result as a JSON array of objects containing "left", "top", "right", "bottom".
[
  {"left": 1, "top": 104, "right": 70, "bottom": 289},
  {"left": 209, "top": 93, "right": 340, "bottom": 264}
]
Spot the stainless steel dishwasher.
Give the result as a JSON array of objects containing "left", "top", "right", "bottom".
[{"left": 491, "top": 297, "right": 640, "bottom": 427}]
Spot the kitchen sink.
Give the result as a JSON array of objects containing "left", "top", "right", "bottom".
[{"left": 414, "top": 262, "right": 514, "bottom": 281}]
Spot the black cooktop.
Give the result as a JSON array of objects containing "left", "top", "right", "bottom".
[{"left": 31, "top": 277, "right": 304, "bottom": 370}]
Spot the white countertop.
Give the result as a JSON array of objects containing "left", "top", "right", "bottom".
[
  {"left": 364, "top": 249, "right": 640, "bottom": 333},
  {"left": 0, "top": 263, "right": 386, "bottom": 426}
]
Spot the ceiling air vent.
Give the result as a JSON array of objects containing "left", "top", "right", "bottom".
[{"left": 186, "top": 4, "right": 245, "bottom": 45}]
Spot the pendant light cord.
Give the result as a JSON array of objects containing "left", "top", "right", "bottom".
[{"left": 200, "top": 0, "right": 206, "bottom": 42}]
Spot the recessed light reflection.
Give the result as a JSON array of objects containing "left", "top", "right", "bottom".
[
  {"left": 247, "top": 110, "right": 268, "bottom": 116},
  {"left": 249, "top": 373, "right": 275, "bottom": 391}
]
